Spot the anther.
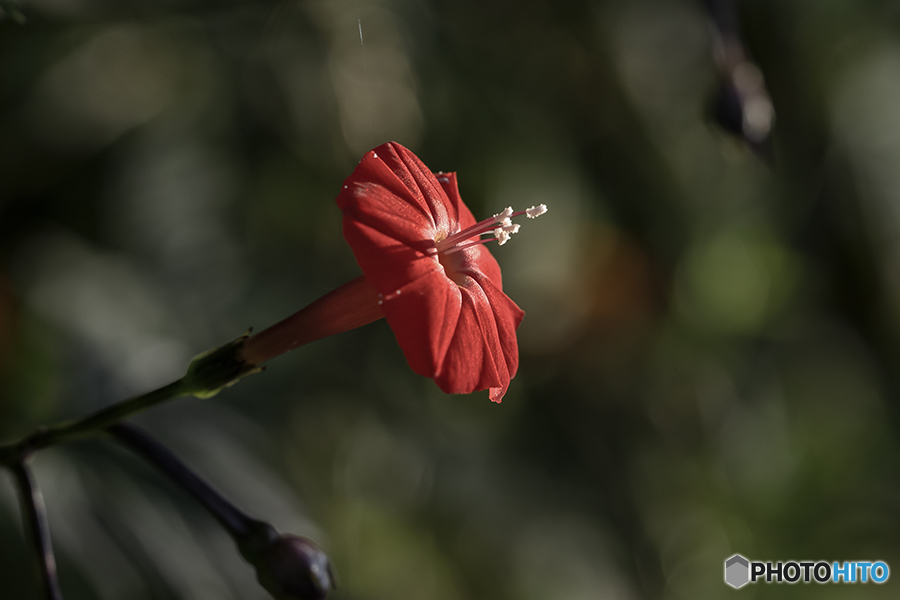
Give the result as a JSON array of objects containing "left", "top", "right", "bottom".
[
  {"left": 494, "top": 207, "right": 514, "bottom": 221},
  {"left": 526, "top": 204, "right": 547, "bottom": 218}
]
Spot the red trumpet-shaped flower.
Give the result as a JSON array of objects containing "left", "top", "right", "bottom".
[
  {"left": 338, "top": 142, "right": 548, "bottom": 402},
  {"left": 242, "top": 142, "right": 546, "bottom": 402}
]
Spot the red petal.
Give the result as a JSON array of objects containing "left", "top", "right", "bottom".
[
  {"left": 338, "top": 143, "right": 457, "bottom": 244},
  {"left": 434, "top": 172, "right": 477, "bottom": 232},
  {"left": 341, "top": 206, "right": 442, "bottom": 298},
  {"left": 438, "top": 273, "right": 524, "bottom": 402},
  {"left": 379, "top": 269, "right": 462, "bottom": 381},
  {"left": 379, "top": 267, "right": 524, "bottom": 403}
]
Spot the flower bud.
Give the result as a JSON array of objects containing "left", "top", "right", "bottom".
[{"left": 250, "top": 535, "right": 336, "bottom": 600}]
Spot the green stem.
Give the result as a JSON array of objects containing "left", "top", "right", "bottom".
[
  {"left": 0, "top": 379, "right": 191, "bottom": 466},
  {"left": 0, "top": 333, "right": 260, "bottom": 467}
]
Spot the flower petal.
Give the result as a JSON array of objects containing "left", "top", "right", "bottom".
[
  {"left": 338, "top": 142, "right": 456, "bottom": 243},
  {"left": 342, "top": 211, "right": 442, "bottom": 298},
  {"left": 475, "top": 274, "right": 525, "bottom": 401},
  {"left": 434, "top": 171, "right": 476, "bottom": 232},
  {"left": 437, "top": 273, "right": 524, "bottom": 402},
  {"left": 379, "top": 269, "right": 462, "bottom": 381},
  {"left": 338, "top": 142, "right": 457, "bottom": 295}
]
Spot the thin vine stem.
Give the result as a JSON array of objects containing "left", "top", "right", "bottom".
[
  {"left": 0, "top": 379, "right": 191, "bottom": 467},
  {"left": 0, "top": 333, "right": 258, "bottom": 468},
  {"left": 10, "top": 461, "right": 64, "bottom": 600},
  {"left": 106, "top": 423, "right": 335, "bottom": 599},
  {"left": 106, "top": 423, "right": 264, "bottom": 542}
]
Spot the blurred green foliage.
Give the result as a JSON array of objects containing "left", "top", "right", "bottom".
[{"left": 2, "top": 0, "right": 900, "bottom": 598}]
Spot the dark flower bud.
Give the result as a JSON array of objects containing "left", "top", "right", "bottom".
[{"left": 250, "top": 535, "right": 336, "bottom": 600}]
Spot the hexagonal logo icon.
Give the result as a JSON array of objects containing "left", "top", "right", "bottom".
[{"left": 725, "top": 554, "right": 750, "bottom": 589}]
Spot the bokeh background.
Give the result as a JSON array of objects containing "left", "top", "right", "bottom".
[{"left": 1, "top": 0, "right": 900, "bottom": 598}]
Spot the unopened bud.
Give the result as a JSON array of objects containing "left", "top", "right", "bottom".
[{"left": 250, "top": 535, "right": 336, "bottom": 600}]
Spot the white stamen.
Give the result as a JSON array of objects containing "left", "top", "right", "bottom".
[
  {"left": 494, "top": 207, "right": 514, "bottom": 221},
  {"left": 493, "top": 223, "right": 520, "bottom": 246},
  {"left": 526, "top": 204, "right": 547, "bottom": 218},
  {"left": 436, "top": 204, "right": 548, "bottom": 254}
]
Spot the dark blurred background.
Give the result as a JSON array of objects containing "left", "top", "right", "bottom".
[{"left": 1, "top": 0, "right": 900, "bottom": 598}]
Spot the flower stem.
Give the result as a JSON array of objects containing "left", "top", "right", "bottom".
[
  {"left": 10, "top": 461, "right": 64, "bottom": 600},
  {"left": 0, "top": 379, "right": 191, "bottom": 467},
  {"left": 106, "top": 423, "right": 267, "bottom": 544},
  {"left": 0, "top": 333, "right": 261, "bottom": 467},
  {"left": 106, "top": 423, "right": 335, "bottom": 599}
]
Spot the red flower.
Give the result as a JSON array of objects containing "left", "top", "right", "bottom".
[
  {"left": 337, "top": 142, "right": 544, "bottom": 402},
  {"left": 242, "top": 142, "right": 545, "bottom": 403}
]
